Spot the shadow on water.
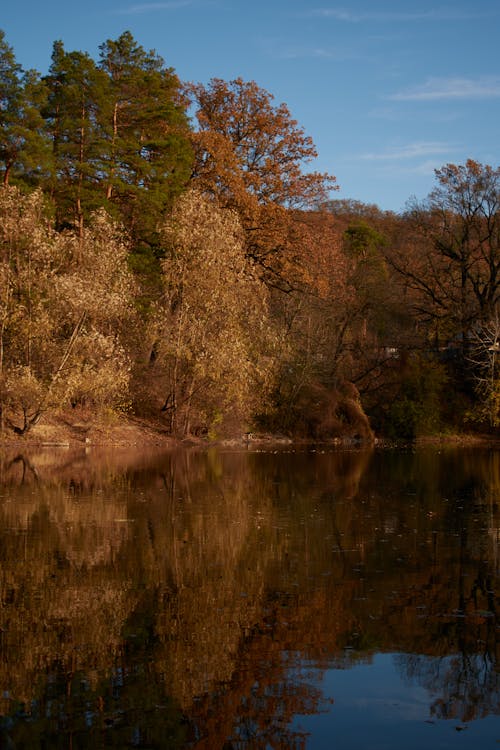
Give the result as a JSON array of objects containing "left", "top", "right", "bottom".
[{"left": 0, "top": 445, "right": 499, "bottom": 746}]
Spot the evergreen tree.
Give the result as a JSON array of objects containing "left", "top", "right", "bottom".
[
  {"left": 44, "top": 41, "right": 110, "bottom": 235},
  {"left": 0, "top": 30, "right": 51, "bottom": 187},
  {"left": 98, "top": 31, "right": 193, "bottom": 248}
]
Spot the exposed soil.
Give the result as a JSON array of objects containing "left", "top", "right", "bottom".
[
  {"left": 0, "top": 408, "right": 498, "bottom": 451},
  {"left": 0, "top": 409, "right": 177, "bottom": 450}
]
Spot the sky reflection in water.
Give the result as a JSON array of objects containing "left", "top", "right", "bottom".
[{"left": 293, "top": 653, "right": 500, "bottom": 749}]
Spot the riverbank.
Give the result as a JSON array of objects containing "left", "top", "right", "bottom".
[
  {"left": 0, "top": 410, "right": 177, "bottom": 450},
  {"left": 0, "top": 408, "right": 498, "bottom": 451}
]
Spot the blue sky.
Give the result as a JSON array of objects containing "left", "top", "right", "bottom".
[{"left": 3, "top": 0, "right": 499, "bottom": 212}]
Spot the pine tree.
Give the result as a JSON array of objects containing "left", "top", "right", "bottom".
[
  {"left": 44, "top": 41, "right": 110, "bottom": 235},
  {"left": 98, "top": 31, "right": 193, "bottom": 248},
  {"left": 0, "top": 30, "right": 51, "bottom": 187}
]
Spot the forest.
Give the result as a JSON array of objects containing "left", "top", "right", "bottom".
[{"left": 1, "top": 28, "right": 500, "bottom": 441}]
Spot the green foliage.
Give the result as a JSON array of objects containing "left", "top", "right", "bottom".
[
  {"left": 44, "top": 42, "right": 110, "bottom": 232},
  {"left": 343, "top": 220, "right": 387, "bottom": 260},
  {"left": 0, "top": 31, "right": 52, "bottom": 187},
  {"left": 98, "top": 32, "right": 193, "bottom": 247},
  {"left": 463, "top": 370, "right": 500, "bottom": 430},
  {"left": 386, "top": 354, "right": 448, "bottom": 440},
  {"left": 1, "top": 27, "right": 499, "bottom": 441},
  {"left": 465, "top": 385, "right": 500, "bottom": 429},
  {"left": 37, "top": 31, "right": 193, "bottom": 244},
  {"left": 343, "top": 219, "right": 392, "bottom": 339}
]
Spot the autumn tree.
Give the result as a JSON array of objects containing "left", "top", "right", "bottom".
[
  {"left": 152, "top": 190, "right": 274, "bottom": 437},
  {"left": 0, "top": 186, "right": 136, "bottom": 434},
  {"left": 376, "top": 162, "right": 500, "bottom": 434},
  {"left": 389, "top": 161, "right": 500, "bottom": 355},
  {"left": 324, "top": 198, "right": 387, "bottom": 221},
  {"left": 54, "top": 208, "right": 137, "bottom": 412},
  {"left": 258, "top": 211, "right": 374, "bottom": 439},
  {"left": 189, "top": 77, "right": 333, "bottom": 208},
  {"left": 265, "top": 212, "right": 350, "bottom": 423},
  {"left": 183, "top": 77, "right": 379, "bottom": 437},
  {"left": 187, "top": 77, "right": 336, "bottom": 286}
]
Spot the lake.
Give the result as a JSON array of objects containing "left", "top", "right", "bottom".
[{"left": 0, "top": 444, "right": 499, "bottom": 748}]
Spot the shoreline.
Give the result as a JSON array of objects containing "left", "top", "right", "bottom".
[{"left": 0, "top": 410, "right": 499, "bottom": 453}]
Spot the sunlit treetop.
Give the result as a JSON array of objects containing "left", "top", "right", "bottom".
[{"left": 187, "top": 77, "right": 336, "bottom": 210}]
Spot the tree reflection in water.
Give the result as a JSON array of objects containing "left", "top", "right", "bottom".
[
  {"left": 0, "top": 445, "right": 498, "bottom": 746},
  {"left": 395, "top": 651, "right": 500, "bottom": 723}
]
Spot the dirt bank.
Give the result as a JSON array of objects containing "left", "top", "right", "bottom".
[
  {"left": 0, "top": 410, "right": 177, "bottom": 450},
  {"left": 0, "top": 409, "right": 498, "bottom": 451}
]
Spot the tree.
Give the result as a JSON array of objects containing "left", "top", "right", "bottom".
[
  {"left": 189, "top": 77, "right": 335, "bottom": 208},
  {"left": 0, "top": 186, "right": 136, "bottom": 434},
  {"left": 467, "top": 314, "right": 500, "bottom": 427},
  {"left": 187, "top": 77, "right": 336, "bottom": 285},
  {"left": 44, "top": 41, "right": 109, "bottom": 235},
  {"left": 343, "top": 220, "right": 389, "bottom": 331},
  {"left": 41, "top": 32, "right": 193, "bottom": 247},
  {"left": 0, "top": 30, "right": 21, "bottom": 183},
  {"left": 0, "top": 30, "right": 51, "bottom": 187},
  {"left": 98, "top": 31, "right": 193, "bottom": 247},
  {"left": 266, "top": 212, "right": 351, "bottom": 413},
  {"left": 262, "top": 210, "right": 375, "bottom": 439},
  {"left": 323, "top": 197, "right": 387, "bottom": 221},
  {"left": 54, "top": 208, "right": 137, "bottom": 412},
  {"left": 389, "top": 161, "right": 500, "bottom": 355},
  {"left": 432, "top": 160, "right": 500, "bottom": 324},
  {"left": 341, "top": 220, "right": 404, "bottom": 381},
  {"left": 153, "top": 190, "right": 274, "bottom": 437}
]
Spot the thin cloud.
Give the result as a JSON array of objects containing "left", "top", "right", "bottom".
[
  {"left": 384, "top": 160, "right": 449, "bottom": 178},
  {"left": 389, "top": 76, "right": 500, "bottom": 101},
  {"left": 258, "top": 36, "right": 364, "bottom": 62},
  {"left": 272, "top": 45, "right": 336, "bottom": 60},
  {"left": 359, "top": 142, "right": 454, "bottom": 161},
  {"left": 303, "top": 7, "right": 493, "bottom": 22},
  {"left": 272, "top": 45, "right": 363, "bottom": 62},
  {"left": 117, "top": 1, "right": 192, "bottom": 14},
  {"left": 369, "top": 106, "right": 459, "bottom": 124}
]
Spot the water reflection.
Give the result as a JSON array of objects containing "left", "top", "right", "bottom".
[{"left": 0, "top": 446, "right": 499, "bottom": 747}]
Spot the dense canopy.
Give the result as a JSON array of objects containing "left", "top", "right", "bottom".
[{"left": 1, "top": 27, "right": 499, "bottom": 439}]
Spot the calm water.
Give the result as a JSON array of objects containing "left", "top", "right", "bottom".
[{"left": 0, "top": 445, "right": 499, "bottom": 748}]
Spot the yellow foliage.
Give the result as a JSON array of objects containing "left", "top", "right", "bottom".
[
  {"left": 0, "top": 187, "right": 136, "bottom": 432},
  {"left": 157, "top": 190, "right": 276, "bottom": 435}
]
